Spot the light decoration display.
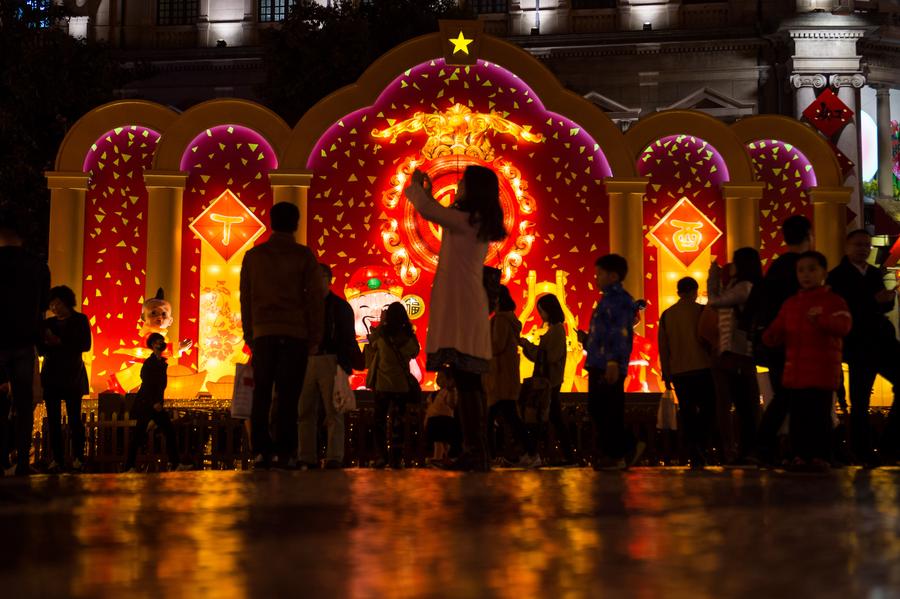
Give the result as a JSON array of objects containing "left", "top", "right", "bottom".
[
  {"left": 638, "top": 134, "right": 729, "bottom": 392},
  {"left": 746, "top": 139, "right": 816, "bottom": 268},
  {"left": 448, "top": 31, "right": 474, "bottom": 55},
  {"left": 82, "top": 126, "right": 160, "bottom": 392},
  {"left": 372, "top": 103, "right": 543, "bottom": 284},
  {"left": 179, "top": 125, "right": 277, "bottom": 385},
  {"left": 647, "top": 197, "right": 723, "bottom": 268},
  {"left": 189, "top": 189, "right": 266, "bottom": 262},
  {"left": 307, "top": 58, "right": 613, "bottom": 390}
]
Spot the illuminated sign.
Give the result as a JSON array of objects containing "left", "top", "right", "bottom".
[
  {"left": 189, "top": 190, "right": 266, "bottom": 262},
  {"left": 647, "top": 197, "right": 722, "bottom": 267},
  {"left": 449, "top": 32, "right": 473, "bottom": 55},
  {"left": 402, "top": 294, "right": 425, "bottom": 320},
  {"left": 372, "top": 103, "right": 542, "bottom": 285}
]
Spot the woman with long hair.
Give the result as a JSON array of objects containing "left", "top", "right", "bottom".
[
  {"left": 707, "top": 246, "right": 763, "bottom": 465},
  {"left": 364, "top": 302, "right": 420, "bottom": 468},
  {"left": 404, "top": 165, "right": 507, "bottom": 471},
  {"left": 518, "top": 293, "right": 575, "bottom": 467}
]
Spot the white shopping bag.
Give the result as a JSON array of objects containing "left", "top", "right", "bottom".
[
  {"left": 230, "top": 362, "right": 254, "bottom": 420},
  {"left": 333, "top": 368, "right": 356, "bottom": 414},
  {"left": 656, "top": 389, "right": 678, "bottom": 431}
]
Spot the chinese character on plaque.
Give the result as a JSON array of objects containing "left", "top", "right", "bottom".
[
  {"left": 190, "top": 190, "right": 266, "bottom": 261},
  {"left": 647, "top": 197, "right": 723, "bottom": 268},
  {"left": 801, "top": 88, "right": 853, "bottom": 138}
]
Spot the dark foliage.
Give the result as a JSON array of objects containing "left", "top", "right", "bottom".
[
  {"left": 259, "top": 0, "right": 473, "bottom": 127},
  {"left": 0, "top": 1, "right": 122, "bottom": 256}
]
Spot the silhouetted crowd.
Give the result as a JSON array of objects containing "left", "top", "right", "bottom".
[{"left": 1, "top": 184, "right": 898, "bottom": 475}]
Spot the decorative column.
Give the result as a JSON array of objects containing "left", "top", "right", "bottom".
[
  {"left": 144, "top": 171, "right": 187, "bottom": 346},
  {"left": 44, "top": 171, "right": 89, "bottom": 304},
  {"left": 789, "top": 74, "right": 827, "bottom": 120},
  {"left": 605, "top": 177, "right": 647, "bottom": 303},
  {"left": 269, "top": 170, "right": 314, "bottom": 245},
  {"left": 875, "top": 85, "right": 895, "bottom": 201},
  {"left": 721, "top": 183, "right": 764, "bottom": 257},
  {"left": 810, "top": 186, "right": 852, "bottom": 270},
  {"left": 831, "top": 74, "right": 866, "bottom": 229}
]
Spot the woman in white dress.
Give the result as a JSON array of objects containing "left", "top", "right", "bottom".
[{"left": 404, "top": 166, "right": 507, "bottom": 471}]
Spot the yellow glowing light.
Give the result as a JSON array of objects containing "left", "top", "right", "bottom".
[
  {"left": 449, "top": 31, "right": 474, "bottom": 54},
  {"left": 670, "top": 219, "right": 704, "bottom": 253},
  {"left": 209, "top": 265, "right": 221, "bottom": 274}
]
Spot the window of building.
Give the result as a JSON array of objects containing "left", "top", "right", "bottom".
[
  {"left": 571, "top": 0, "right": 616, "bottom": 8},
  {"left": 157, "top": 0, "right": 199, "bottom": 26},
  {"left": 473, "top": 0, "right": 508, "bottom": 14},
  {"left": 258, "top": 0, "right": 301, "bottom": 23}
]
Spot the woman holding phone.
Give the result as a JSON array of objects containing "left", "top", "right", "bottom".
[{"left": 403, "top": 166, "right": 507, "bottom": 471}]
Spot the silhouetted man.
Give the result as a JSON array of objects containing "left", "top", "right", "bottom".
[
  {"left": 297, "top": 263, "right": 359, "bottom": 469},
  {"left": 0, "top": 208, "right": 50, "bottom": 475},
  {"left": 752, "top": 215, "right": 812, "bottom": 464},
  {"left": 827, "top": 229, "right": 899, "bottom": 465},
  {"left": 240, "top": 202, "right": 324, "bottom": 468}
]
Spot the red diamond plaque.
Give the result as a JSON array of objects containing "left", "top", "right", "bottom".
[
  {"left": 189, "top": 190, "right": 266, "bottom": 261},
  {"left": 802, "top": 88, "right": 853, "bottom": 138},
  {"left": 648, "top": 197, "right": 723, "bottom": 268}
]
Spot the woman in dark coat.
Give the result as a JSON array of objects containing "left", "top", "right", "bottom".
[{"left": 39, "top": 286, "right": 91, "bottom": 472}]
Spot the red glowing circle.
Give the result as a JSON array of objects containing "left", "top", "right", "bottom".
[{"left": 400, "top": 155, "right": 518, "bottom": 272}]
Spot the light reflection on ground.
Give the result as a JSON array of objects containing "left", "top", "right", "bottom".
[{"left": 1, "top": 468, "right": 899, "bottom": 598}]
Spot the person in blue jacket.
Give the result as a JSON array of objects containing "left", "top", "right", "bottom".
[{"left": 578, "top": 254, "right": 645, "bottom": 470}]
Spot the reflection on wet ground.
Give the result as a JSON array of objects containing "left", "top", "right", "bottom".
[{"left": 1, "top": 468, "right": 899, "bottom": 598}]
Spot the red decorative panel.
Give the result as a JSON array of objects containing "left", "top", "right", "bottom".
[
  {"left": 747, "top": 140, "right": 816, "bottom": 269},
  {"left": 637, "top": 135, "right": 729, "bottom": 392},
  {"left": 178, "top": 125, "right": 279, "bottom": 371},
  {"left": 802, "top": 88, "right": 853, "bottom": 138},
  {"left": 82, "top": 126, "right": 160, "bottom": 391}
]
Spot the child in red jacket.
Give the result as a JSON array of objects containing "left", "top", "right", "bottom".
[{"left": 763, "top": 251, "right": 852, "bottom": 470}]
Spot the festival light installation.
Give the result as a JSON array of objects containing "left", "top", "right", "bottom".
[
  {"left": 307, "top": 58, "right": 613, "bottom": 390},
  {"left": 372, "top": 103, "right": 542, "bottom": 284}
]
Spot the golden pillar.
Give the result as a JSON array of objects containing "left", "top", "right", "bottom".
[
  {"left": 45, "top": 172, "right": 89, "bottom": 305},
  {"left": 721, "top": 183, "right": 764, "bottom": 258},
  {"left": 810, "top": 186, "right": 852, "bottom": 270},
  {"left": 604, "top": 177, "right": 648, "bottom": 302},
  {"left": 270, "top": 170, "right": 313, "bottom": 245},
  {"left": 144, "top": 171, "right": 187, "bottom": 345}
]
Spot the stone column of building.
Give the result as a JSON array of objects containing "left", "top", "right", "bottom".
[
  {"left": 45, "top": 172, "right": 89, "bottom": 303},
  {"left": 721, "top": 183, "right": 764, "bottom": 257},
  {"left": 788, "top": 23, "right": 867, "bottom": 230},
  {"left": 831, "top": 73, "right": 866, "bottom": 228},
  {"left": 875, "top": 85, "right": 895, "bottom": 201},
  {"left": 269, "top": 171, "right": 314, "bottom": 245},
  {"left": 144, "top": 171, "right": 187, "bottom": 346},
  {"left": 605, "top": 177, "right": 647, "bottom": 305},
  {"left": 810, "top": 186, "right": 853, "bottom": 269},
  {"left": 790, "top": 74, "right": 827, "bottom": 123}
]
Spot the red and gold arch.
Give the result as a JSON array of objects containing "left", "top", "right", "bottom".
[{"left": 46, "top": 23, "right": 864, "bottom": 400}]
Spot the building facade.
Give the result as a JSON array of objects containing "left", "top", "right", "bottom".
[{"left": 58, "top": 0, "right": 899, "bottom": 225}]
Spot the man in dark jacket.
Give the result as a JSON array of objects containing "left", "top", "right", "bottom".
[
  {"left": 752, "top": 215, "right": 812, "bottom": 464},
  {"left": 827, "top": 229, "right": 899, "bottom": 465},
  {"left": 240, "top": 202, "right": 325, "bottom": 468},
  {"left": 297, "top": 263, "right": 359, "bottom": 469},
  {"left": 0, "top": 208, "right": 50, "bottom": 475},
  {"left": 39, "top": 285, "right": 92, "bottom": 472}
]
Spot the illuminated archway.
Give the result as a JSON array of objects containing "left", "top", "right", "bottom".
[{"left": 298, "top": 27, "right": 623, "bottom": 390}]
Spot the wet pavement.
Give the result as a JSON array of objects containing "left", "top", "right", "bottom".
[{"left": 1, "top": 467, "right": 899, "bottom": 599}]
